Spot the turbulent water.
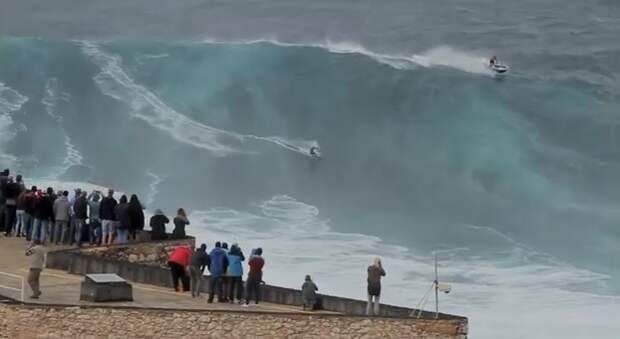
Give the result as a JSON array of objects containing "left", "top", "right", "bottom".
[{"left": 2, "top": 1, "right": 620, "bottom": 338}]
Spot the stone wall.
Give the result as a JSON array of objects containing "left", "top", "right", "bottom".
[
  {"left": 0, "top": 304, "right": 467, "bottom": 339},
  {"left": 46, "top": 248, "right": 466, "bottom": 321},
  {"left": 78, "top": 237, "right": 195, "bottom": 268}
]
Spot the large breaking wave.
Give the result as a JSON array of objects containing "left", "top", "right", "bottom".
[{"left": 1, "top": 37, "right": 619, "bottom": 338}]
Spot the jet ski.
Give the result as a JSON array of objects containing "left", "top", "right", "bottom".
[
  {"left": 490, "top": 63, "right": 509, "bottom": 74},
  {"left": 488, "top": 56, "right": 509, "bottom": 74},
  {"left": 309, "top": 146, "right": 321, "bottom": 159}
]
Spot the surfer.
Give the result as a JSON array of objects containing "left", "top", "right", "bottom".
[
  {"left": 309, "top": 146, "right": 320, "bottom": 158},
  {"left": 489, "top": 55, "right": 497, "bottom": 66}
]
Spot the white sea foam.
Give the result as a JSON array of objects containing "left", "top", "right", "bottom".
[
  {"left": 187, "top": 194, "right": 619, "bottom": 339},
  {"left": 61, "top": 135, "right": 84, "bottom": 169},
  {"left": 139, "top": 53, "right": 170, "bottom": 60},
  {"left": 0, "top": 82, "right": 29, "bottom": 167},
  {"left": 42, "top": 78, "right": 71, "bottom": 123},
  {"left": 80, "top": 42, "right": 318, "bottom": 158},
  {"left": 41, "top": 78, "right": 85, "bottom": 179},
  {"left": 29, "top": 179, "right": 115, "bottom": 195},
  {"left": 201, "top": 38, "right": 495, "bottom": 76},
  {"left": 144, "top": 170, "right": 163, "bottom": 208},
  {"left": 245, "top": 136, "right": 319, "bottom": 157}
]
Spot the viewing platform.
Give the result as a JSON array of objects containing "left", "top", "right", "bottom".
[{"left": 0, "top": 234, "right": 468, "bottom": 338}]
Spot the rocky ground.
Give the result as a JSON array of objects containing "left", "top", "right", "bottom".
[
  {"left": 0, "top": 304, "right": 461, "bottom": 338},
  {"left": 80, "top": 238, "right": 194, "bottom": 267}
]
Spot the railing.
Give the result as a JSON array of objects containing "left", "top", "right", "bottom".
[{"left": 0, "top": 271, "right": 25, "bottom": 302}]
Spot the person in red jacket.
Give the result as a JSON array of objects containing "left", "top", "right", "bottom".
[
  {"left": 243, "top": 247, "right": 265, "bottom": 306},
  {"left": 168, "top": 246, "right": 193, "bottom": 292}
]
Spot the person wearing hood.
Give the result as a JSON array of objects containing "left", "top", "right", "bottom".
[
  {"left": 227, "top": 243, "right": 245, "bottom": 303},
  {"left": 189, "top": 244, "right": 210, "bottom": 298},
  {"left": 172, "top": 208, "right": 190, "bottom": 239},
  {"left": 99, "top": 189, "right": 117, "bottom": 246},
  {"left": 207, "top": 242, "right": 229, "bottom": 303},
  {"left": 301, "top": 275, "right": 319, "bottom": 311},
  {"left": 88, "top": 191, "right": 102, "bottom": 245},
  {"left": 366, "top": 257, "right": 386, "bottom": 316},
  {"left": 149, "top": 209, "right": 169, "bottom": 240},
  {"left": 53, "top": 191, "right": 71, "bottom": 245},
  {"left": 114, "top": 195, "right": 130, "bottom": 244},
  {"left": 127, "top": 194, "right": 144, "bottom": 240},
  {"left": 168, "top": 246, "right": 192, "bottom": 292}
]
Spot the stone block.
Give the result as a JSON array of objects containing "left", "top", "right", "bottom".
[{"left": 80, "top": 274, "right": 133, "bottom": 302}]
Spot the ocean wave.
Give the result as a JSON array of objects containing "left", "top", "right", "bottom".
[
  {"left": 0, "top": 82, "right": 29, "bottom": 167},
  {"left": 41, "top": 78, "right": 86, "bottom": 179},
  {"left": 144, "top": 170, "right": 163, "bottom": 208},
  {"left": 200, "top": 38, "right": 495, "bottom": 76},
  {"left": 42, "top": 78, "right": 71, "bottom": 123},
  {"left": 81, "top": 41, "right": 319, "bottom": 158},
  {"left": 189, "top": 194, "right": 618, "bottom": 339}
]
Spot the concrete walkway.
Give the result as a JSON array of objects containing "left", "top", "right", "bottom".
[{"left": 0, "top": 236, "right": 330, "bottom": 314}]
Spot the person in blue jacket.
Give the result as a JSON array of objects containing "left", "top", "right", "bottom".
[
  {"left": 227, "top": 243, "right": 245, "bottom": 303},
  {"left": 208, "top": 241, "right": 229, "bottom": 303}
]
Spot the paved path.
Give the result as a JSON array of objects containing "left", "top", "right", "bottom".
[{"left": 0, "top": 236, "right": 330, "bottom": 314}]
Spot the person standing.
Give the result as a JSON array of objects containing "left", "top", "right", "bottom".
[
  {"left": 301, "top": 275, "right": 319, "bottom": 311},
  {"left": 67, "top": 188, "right": 81, "bottom": 245},
  {"left": 114, "top": 195, "right": 130, "bottom": 244},
  {"left": 220, "top": 242, "right": 231, "bottom": 302},
  {"left": 53, "top": 191, "right": 71, "bottom": 245},
  {"left": 73, "top": 192, "right": 88, "bottom": 247},
  {"left": 207, "top": 242, "right": 229, "bottom": 303},
  {"left": 88, "top": 191, "right": 102, "bottom": 245},
  {"left": 366, "top": 257, "right": 386, "bottom": 316},
  {"left": 172, "top": 208, "right": 190, "bottom": 239},
  {"left": 243, "top": 248, "right": 264, "bottom": 306},
  {"left": 15, "top": 174, "right": 25, "bottom": 192},
  {"left": 127, "top": 194, "right": 144, "bottom": 241},
  {"left": 15, "top": 189, "right": 28, "bottom": 237},
  {"left": 26, "top": 240, "right": 47, "bottom": 299},
  {"left": 0, "top": 169, "right": 9, "bottom": 234},
  {"left": 227, "top": 243, "right": 245, "bottom": 303},
  {"left": 3, "top": 176, "right": 21, "bottom": 236},
  {"left": 22, "top": 186, "right": 37, "bottom": 241},
  {"left": 99, "top": 189, "right": 117, "bottom": 246},
  {"left": 149, "top": 209, "right": 169, "bottom": 240},
  {"left": 32, "top": 191, "right": 53, "bottom": 242},
  {"left": 168, "top": 246, "right": 192, "bottom": 292},
  {"left": 189, "top": 244, "right": 210, "bottom": 298},
  {"left": 44, "top": 187, "right": 57, "bottom": 243}
]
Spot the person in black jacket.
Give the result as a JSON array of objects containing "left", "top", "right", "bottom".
[
  {"left": 99, "top": 189, "right": 117, "bottom": 246},
  {"left": 127, "top": 194, "right": 144, "bottom": 241},
  {"left": 22, "top": 186, "right": 37, "bottom": 241},
  {"left": 45, "top": 187, "right": 57, "bottom": 240},
  {"left": 149, "top": 209, "right": 169, "bottom": 240},
  {"left": 72, "top": 192, "right": 89, "bottom": 247},
  {"left": 114, "top": 195, "right": 130, "bottom": 244},
  {"left": 0, "top": 169, "right": 10, "bottom": 233},
  {"left": 32, "top": 191, "right": 53, "bottom": 242},
  {"left": 3, "top": 177, "right": 22, "bottom": 236}
]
